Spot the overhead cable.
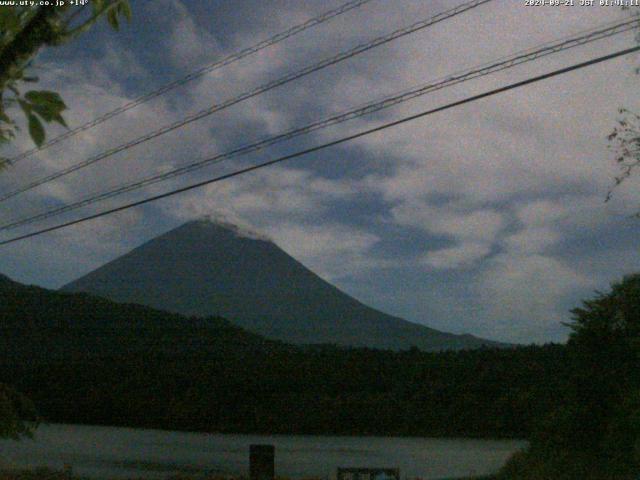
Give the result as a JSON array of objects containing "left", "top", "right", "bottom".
[
  {"left": 0, "top": 17, "right": 636, "bottom": 232},
  {"left": 0, "top": 0, "right": 492, "bottom": 203},
  {"left": 2, "top": 0, "right": 378, "bottom": 166},
  {"left": 1, "top": 44, "right": 638, "bottom": 246}
]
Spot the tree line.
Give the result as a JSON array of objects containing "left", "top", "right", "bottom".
[{"left": 0, "top": 274, "right": 566, "bottom": 439}]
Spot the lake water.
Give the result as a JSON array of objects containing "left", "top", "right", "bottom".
[{"left": 0, "top": 424, "right": 526, "bottom": 480}]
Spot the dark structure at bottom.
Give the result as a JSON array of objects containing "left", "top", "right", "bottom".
[
  {"left": 250, "top": 444, "right": 275, "bottom": 480},
  {"left": 337, "top": 467, "right": 401, "bottom": 480}
]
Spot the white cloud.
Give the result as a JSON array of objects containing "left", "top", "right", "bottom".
[
  {"left": 264, "top": 222, "right": 382, "bottom": 281},
  {"left": 164, "top": 165, "right": 355, "bottom": 223},
  {"left": 201, "top": 212, "right": 272, "bottom": 242},
  {"left": 503, "top": 226, "right": 560, "bottom": 254},
  {"left": 516, "top": 200, "right": 568, "bottom": 227},
  {"left": 502, "top": 194, "right": 623, "bottom": 256},
  {"left": 388, "top": 200, "right": 503, "bottom": 269},
  {"left": 475, "top": 253, "right": 593, "bottom": 343},
  {"left": 391, "top": 201, "right": 504, "bottom": 242},
  {"left": 422, "top": 242, "right": 491, "bottom": 269},
  {"left": 143, "top": 0, "right": 223, "bottom": 70}
]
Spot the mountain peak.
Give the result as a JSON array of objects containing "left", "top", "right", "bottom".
[
  {"left": 62, "top": 219, "right": 503, "bottom": 351},
  {"left": 195, "top": 213, "right": 272, "bottom": 242}
]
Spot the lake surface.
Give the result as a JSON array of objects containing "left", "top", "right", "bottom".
[{"left": 0, "top": 424, "right": 526, "bottom": 479}]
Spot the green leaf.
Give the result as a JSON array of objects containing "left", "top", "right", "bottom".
[
  {"left": 52, "top": 113, "right": 68, "bottom": 128},
  {"left": 0, "top": 9, "right": 20, "bottom": 39},
  {"left": 107, "top": 9, "right": 120, "bottom": 30},
  {"left": 118, "top": 1, "right": 132, "bottom": 21},
  {"left": 24, "top": 91, "right": 68, "bottom": 128},
  {"left": 91, "top": 0, "right": 106, "bottom": 16},
  {"left": 31, "top": 104, "right": 57, "bottom": 122},
  {"left": 17, "top": 99, "right": 31, "bottom": 115},
  {"left": 27, "top": 113, "right": 45, "bottom": 147},
  {"left": 0, "top": 111, "right": 12, "bottom": 124},
  {"left": 24, "top": 91, "right": 66, "bottom": 110}
]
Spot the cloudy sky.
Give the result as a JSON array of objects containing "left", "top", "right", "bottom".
[{"left": 1, "top": 0, "right": 639, "bottom": 344}]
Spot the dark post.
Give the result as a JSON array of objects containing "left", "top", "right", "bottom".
[{"left": 250, "top": 444, "right": 275, "bottom": 480}]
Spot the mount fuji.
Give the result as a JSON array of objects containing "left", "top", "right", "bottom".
[{"left": 62, "top": 218, "right": 501, "bottom": 351}]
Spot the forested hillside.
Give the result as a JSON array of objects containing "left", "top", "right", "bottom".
[{"left": 1, "top": 273, "right": 567, "bottom": 438}]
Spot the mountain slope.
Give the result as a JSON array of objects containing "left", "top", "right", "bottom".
[{"left": 62, "top": 218, "right": 500, "bottom": 351}]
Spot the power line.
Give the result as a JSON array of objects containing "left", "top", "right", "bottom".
[
  {"left": 2, "top": 0, "right": 377, "bottom": 166},
  {"left": 0, "top": 17, "right": 636, "bottom": 232},
  {"left": 1, "top": 44, "right": 637, "bottom": 247},
  {"left": 0, "top": 0, "right": 492, "bottom": 203}
]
